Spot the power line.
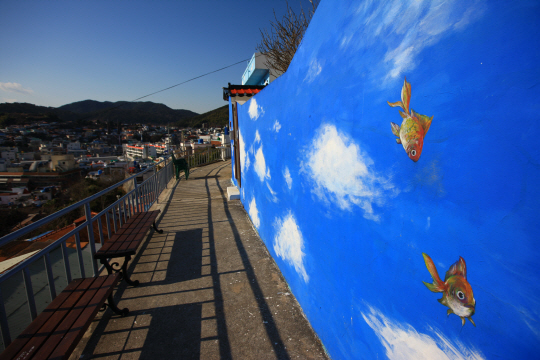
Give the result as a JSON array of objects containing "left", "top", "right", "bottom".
[
  {"left": 75, "top": 54, "right": 263, "bottom": 121},
  {"left": 131, "top": 55, "right": 260, "bottom": 102}
]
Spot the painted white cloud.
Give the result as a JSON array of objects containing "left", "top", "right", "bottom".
[
  {"left": 238, "top": 130, "right": 250, "bottom": 172},
  {"left": 248, "top": 197, "right": 260, "bottom": 229},
  {"left": 341, "top": 0, "right": 486, "bottom": 83},
  {"left": 0, "top": 82, "right": 33, "bottom": 94},
  {"left": 266, "top": 183, "right": 278, "bottom": 203},
  {"left": 362, "top": 306, "right": 485, "bottom": 360},
  {"left": 248, "top": 98, "right": 264, "bottom": 120},
  {"left": 254, "top": 145, "right": 271, "bottom": 182},
  {"left": 272, "top": 120, "right": 281, "bottom": 133},
  {"left": 274, "top": 211, "right": 308, "bottom": 282},
  {"left": 304, "top": 58, "right": 322, "bottom": 83},
  {"left": 302, "top": 124, "right": 397, "bottom": 221},
  {"left": 385, "top": 0, "right": 486, "bottom": 80},
  {"left": 283, "top": 167, "right": 292, "bottom": 190}
]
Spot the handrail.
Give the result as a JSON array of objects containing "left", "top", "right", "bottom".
[
  {"left": 0, "top": 163, "right": 159, "bottom": 248},
  {"left": 0, "top": 156, "right": 173, "bottom": 350},
  {"left": 0, "top": 147, "right": 230, "bottom": 350}
]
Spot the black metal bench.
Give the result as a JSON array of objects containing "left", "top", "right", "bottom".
[{"left": 94, "top": 210, "right": 162, "bottom": 287}]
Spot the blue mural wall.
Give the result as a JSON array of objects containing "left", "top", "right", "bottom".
[{"left": 229, "top": 0, "right": 540, "bottom": 358}]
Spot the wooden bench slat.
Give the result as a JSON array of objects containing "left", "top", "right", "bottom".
[
  {"left": 116, "top": 214, "right": 157, "bottom": 253},
  {"left": 0, "top": 280, "right": 85, "bottom": 360},
  {"left": 8, "top": 279, "right": 95, "bottom": 360},
  {"left": 98, "top": 213, "right": 149, "bottom": 254},
  {"left": 97, "top": 213, "right": 145, "bottom": 254},
  {"left": 47, "top": 275, "right": 120, "bottom": 360},
  {"left": 95, "top": 211, "right": 160, "bottom": 259},
  {"left": 115, "top": 226, "right": 155, "bottom": 255},
  {"left": 34, "top": 276, "right": 107, "bottom": 359}
]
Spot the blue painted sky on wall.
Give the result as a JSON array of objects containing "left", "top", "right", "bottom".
[{"left": 231, "top": 0, "right": 540, "bottom": 359}]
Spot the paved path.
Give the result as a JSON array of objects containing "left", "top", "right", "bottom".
[{"left": 71, "top": 160, "right": 328, "bottom": 360}]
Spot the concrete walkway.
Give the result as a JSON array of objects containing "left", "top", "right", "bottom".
[{"left": 71, "top": 160, "right": 328, "bottom": 360}]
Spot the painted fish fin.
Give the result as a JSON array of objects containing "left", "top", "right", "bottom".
[
  {"left": 396, "top": 138, "right": 402, "bottom": 144},
  {"left": 387, "top": 101, "right": 404, "bottom": 110},
  {"left": 411, "top": 110, "right": 433, "bottom": 134},
  {"left": 401, "top": 77, "right": 412, "bottom": 114},
  {"left": 461, "top": 317, "right": 466, "bottom": 327},
  {"left": 447, "top": 308, "right": 453, "bottom": 316},
  {"left": 468, "top": 317, "right": 476, "bottom": 327},
  {"left": 398, "top": 110, "right": 408, "bottom": 119},
  {"left": 437, "top": 297, "right": 448, "bottom": 306},
  {"left": 391, "top": 122, "right": 401, "bottom": 137},
  {"left": 422, "top": 253, "right": 445, "bottom": 293},
  {"left": 445, "top": 256, "right": 467, "bottom": 280}
]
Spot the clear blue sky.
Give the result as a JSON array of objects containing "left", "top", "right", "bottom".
[{"left": 0, "top": 0, "right": 314, "bottom": 114}]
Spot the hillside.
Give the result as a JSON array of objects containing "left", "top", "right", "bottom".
[
  {"left": 0, "top": 100, "right": 199, "bottom": 126},
  {"left": 58, "top": 100, "right": 198, "bottom": 125},
  {"left": 0, "top": 103, "right": 78, "bottom": 126},
  {"left": 180, "top": 105, "right": 229, "bottom": 128}
]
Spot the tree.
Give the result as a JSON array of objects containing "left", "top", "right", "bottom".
[{"left": 257, "top": 1, "right": 318, "bottom": 74}]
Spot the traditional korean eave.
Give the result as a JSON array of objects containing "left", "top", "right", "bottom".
[{"left": 223, "top": 83, "right": 266, "bottom": 101}]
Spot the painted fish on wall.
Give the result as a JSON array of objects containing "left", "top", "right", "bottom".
[
  {"left": 387, "top": 77, "right": 433, "bottom": 162},
  {"left": 422, "top": 253, "right": 476, "bottom": 327}
]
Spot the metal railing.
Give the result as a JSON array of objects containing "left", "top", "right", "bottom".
[
  {"left": 0, "top": 156, "right": 176, "bottom": 350},
  {"left": 175, "top": 146, "right": 231, "bottom": 169}
]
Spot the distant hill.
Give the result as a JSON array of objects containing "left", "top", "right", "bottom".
[
  {"left": 57, "top": 100, "right": 115, "bottom": 114},
  {"left": 0, "top": 102, "right": 78, "bottom": 126},
  {"left": 0, "top": 100, "right": 199, "bottom": 126},
  {"left": 179, "top": 105, "right": 229, "bottom": 128},
  {"left": 58, "top": 100, "right": 198, "bottom": 125}
]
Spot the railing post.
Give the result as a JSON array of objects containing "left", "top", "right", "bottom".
[
  {"left": 84, "top": 203, "right": 99, "bottom": 276},
  {"left": 61, "top": 241, "right": 72, "bottom": 284},
  {"left": 165, "top": 158, "right": 168, "bottom": 189},
  {"left": 154, "top": 166, "right": 159, "bottom": 204},
  {"left": 22, "top": 267, "right": 38, "bottom": 320},
  {"left": 133, "top": 176, "right": 140, "bottom": 212},
  {"left": 44, "top": 253, "right": 56, "bottom": 301},
  {"left": 0, "top": 287, "right": 12, "bottom": 347}
]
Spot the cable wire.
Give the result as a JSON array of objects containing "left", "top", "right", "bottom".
[
  {"left": 75, "top": 54, "right": 264, "bottom": 121},
  {"left": 131, "top": 55, "right": 260, "bottom": 102}
]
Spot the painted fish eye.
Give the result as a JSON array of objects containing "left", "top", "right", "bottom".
[
  {"left": 457, "top": 291, "right": 465, "bottom": 300},
  {"left": 410, "top": 150, "right": 417, "bottom": 157}
]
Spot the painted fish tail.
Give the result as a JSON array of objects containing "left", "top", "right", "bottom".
[{"left": 422, "top": 253, "right": 445, "bottom": 293}]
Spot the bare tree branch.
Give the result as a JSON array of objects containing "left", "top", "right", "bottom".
[{"left": 257, "top": 1, "right": 318, "bottom": 74}]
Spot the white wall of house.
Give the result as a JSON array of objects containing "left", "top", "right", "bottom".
[
  {"left": 0, "top": 193, "right": 19, "bottom": 205},
  {"left": 67, "top": 141, "right": 81, "bottom": 150},
  {"left": 51, "top": 154, "right": 76, "bottom": 171},
  {"left": 19, "top": 153, "right": 35, "bottom": 161},
  {"left": 1, "top": 151, "right": 17, "bottom": 160}
]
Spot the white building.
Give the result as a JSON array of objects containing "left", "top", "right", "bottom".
[
  {"left": 67, "top": 141, "right": 81, "bottom": 151},
  {"left": 50, "top": 154, "right": 77, "bottom": 172},
  {"left": 19, "top": 152, "right": 35, "bottom": 161},
  {"left": 124, "top": 144, "right": 157, "bottom": 160},
  {"left": 1, "top": 148, "right": 18, "bottom": 161},
  {"left": 148, "top": 143, "right": 174, "bottom": 156},
  {"left": 241, "top": 52, "right": 282, "bottom": 86},
  {"left": 0, "top": 158, "right": 8, "bottom": 172}
]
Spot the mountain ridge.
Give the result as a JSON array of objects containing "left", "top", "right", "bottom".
[{"left": 0, "top": 100, "right": 200, "bottom": 126}]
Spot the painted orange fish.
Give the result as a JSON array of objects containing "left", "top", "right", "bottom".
[
  {"left": 422, "top": 253, "right": 476, "bottom": 327},
  {"left": 387, "top": 77, "right": 433, "bottom": 162}
]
